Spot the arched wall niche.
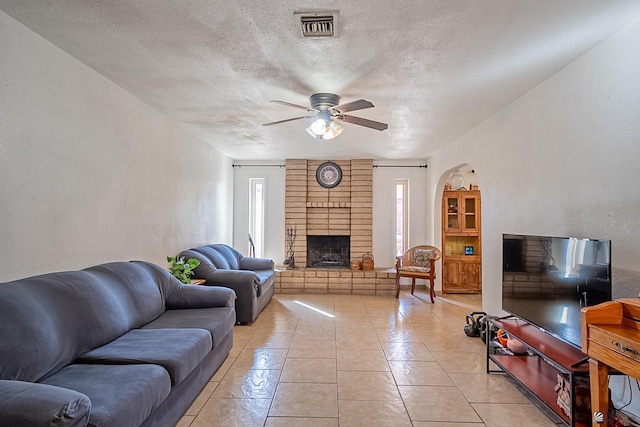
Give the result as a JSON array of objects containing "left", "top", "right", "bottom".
[{"left": 433, "top": 164, "right": 481, "bottom": 292}]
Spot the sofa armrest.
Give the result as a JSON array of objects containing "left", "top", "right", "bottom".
[
  {"left": 202, "top": 270, "right": 260, "bottom": 307},
  {"left": 0, "top": 380, "right": 91, "bottom": 427},
  {"left": 165, "top": 283, "right": 236, "bottom": 309},
  {"left": 239, "top": 257, "right": 275, "bottom": 271},
  {"left": 199, "top": 270, "right": 260, "bottom": 288}
]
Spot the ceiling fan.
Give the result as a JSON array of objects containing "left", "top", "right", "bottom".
[{"left": 263, "top": 93, "right": 388, "bottom": 140}]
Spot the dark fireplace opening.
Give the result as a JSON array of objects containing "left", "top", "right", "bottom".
[{"left": 307, "top": 235, "right": 350, "bottom": 268}]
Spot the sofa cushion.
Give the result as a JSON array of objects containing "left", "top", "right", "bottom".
[
  {"left": 180, "top": 248, "right": 219, "bottom": 273},
  {"left": 239, "top": 256, "right": 275, "bottom": 271},
  {"left": 41, "top": 364, "right": 171, "bottom": 427},
  {"left": 0, "top": 262, "right": 168, "bottom": 382},
  {"left": 76, "top": 329, "right": 211, "bottom": 386},
  {"left": 200, "top": 245, "right": 244, "bottom": 269},
  {"left": 143, "top": 307, "right": 235, "bottom": 347}
]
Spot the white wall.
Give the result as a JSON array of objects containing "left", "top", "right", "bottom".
[
  {"left": 372, "top": 160, "right": 429, "bottom": 268},
  {"left": 0, "top": 11, "right": 232, "bottom": 281},
  {"left": 430, "top": 17, "right": 640, "bottom": 416},
  {"left": 232, "top": 162, "right": 286, "bottom": 261},
  {"left": 231, "top": 159, "right": 429, "bottom": 269},
  {"left": 427, "top": 17, "right": 640, "bottom": 315}
]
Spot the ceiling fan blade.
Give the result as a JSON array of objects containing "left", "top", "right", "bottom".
[
  {"left": 263, "top": 115, "right": 315, "bottom": 126},
  {"left": 271, "top": 100, "right": 314, "bottom": 111},
  {"left": 339, "top": 114, "right": 388, "bottom": 131},
  {"left": 333, "top": 99, "right": 374, "bottom": 113}
]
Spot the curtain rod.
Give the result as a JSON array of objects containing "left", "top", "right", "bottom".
[
  {"left": 372, "top": 164, "right": 427, "bottom": 168},
  {"left": 232, "top": 164, "right": 286, "bottom": 168},
  {"left": 232, "top": 163, "right": 427, "bottom": 168}
]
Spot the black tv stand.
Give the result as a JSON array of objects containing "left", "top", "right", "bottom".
[{"left": 486, "top": 317, "right": 590, "bottom": 426}]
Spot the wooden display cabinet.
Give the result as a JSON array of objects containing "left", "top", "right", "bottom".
[{"left": 442, "top": 189, "right": 481, "bottom": 293}]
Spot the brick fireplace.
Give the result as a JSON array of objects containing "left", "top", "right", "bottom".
[
  {"left": 276, "top": 159, "right": 396, "bottom": 295},
  {"left": 284, "top": 159, "right": 373, "bottom": 267}
]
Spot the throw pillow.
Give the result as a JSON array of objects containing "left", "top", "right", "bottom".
[{"left": 413, "top": 249, "right": 434, "bottom": 267}]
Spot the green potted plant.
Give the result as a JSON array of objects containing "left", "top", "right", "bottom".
[{"left": 167, "top": 256, "right": 201, "bottom": 284}]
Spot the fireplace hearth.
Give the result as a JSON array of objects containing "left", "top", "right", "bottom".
[{"left": 307, "top": 235, "right": 350, "bottom": 268}]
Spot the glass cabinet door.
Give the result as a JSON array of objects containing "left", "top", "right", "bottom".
[
  {"left": 446, "top": 197, "right": 459, "bottom": 230},
  {"left": 463, "top": 196, "right": 477, "bottom": 230}
]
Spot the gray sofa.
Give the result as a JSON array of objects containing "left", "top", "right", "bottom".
[
  {"left": 178, "top": 244, "right": 275, "bottom": 324},
  {"left": 0, "top": 261, "right": 236, "bottom": 427}
]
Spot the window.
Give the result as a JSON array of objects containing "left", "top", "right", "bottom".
[
  {"left": 249, "top": 178, "right": 265, "bottom": 258},
  {"left": 395, "top": 179, "right": 409, "bottom": 256}
]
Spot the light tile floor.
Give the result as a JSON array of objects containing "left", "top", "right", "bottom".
[{"left": 178, "top": 290, "right": 559, "bottom": 427}]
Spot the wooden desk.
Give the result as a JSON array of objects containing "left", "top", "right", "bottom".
[{"left": 581, "top": 298, "right": 640, "bottom": 426}]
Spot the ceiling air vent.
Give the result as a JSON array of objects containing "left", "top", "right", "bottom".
[{"left": 295, "top": 12, "right": 339, "bottom": 38}]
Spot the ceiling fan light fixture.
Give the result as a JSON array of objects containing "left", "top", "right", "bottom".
[
  {"left": 305, "top": 119, "right": 344, "bottom": 140},
  {"left": 322, "top": 120, "right": 344, "bottom": 140},
  {"left": 310, "top": 117, "right": 327, "bottom": 135},
  {"left": 305, "top": 125, "right": 319, "bottom": 138}
]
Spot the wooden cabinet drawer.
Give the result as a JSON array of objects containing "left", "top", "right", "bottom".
[{"left": 589, "top": 324, "right": 640, "bottom": 363}]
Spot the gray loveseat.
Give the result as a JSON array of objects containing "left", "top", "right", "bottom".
[
  {"left": 178, "top": 244, "right": 275, "bottom": 324},
  {"left": 0, "top": 261, "right": 236, "bottom": 427}
]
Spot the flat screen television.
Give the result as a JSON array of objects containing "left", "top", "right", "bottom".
[{"left": 502, "top": 233, "right": 612, "bottom": 349}]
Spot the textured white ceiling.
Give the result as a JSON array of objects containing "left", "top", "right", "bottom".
[{"left": 2, "top": 1, "right": 640, "bottom": 160}]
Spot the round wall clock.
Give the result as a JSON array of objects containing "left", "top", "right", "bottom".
[{"left": 316, "top": 161, "right": 342, "bottom": 189}]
